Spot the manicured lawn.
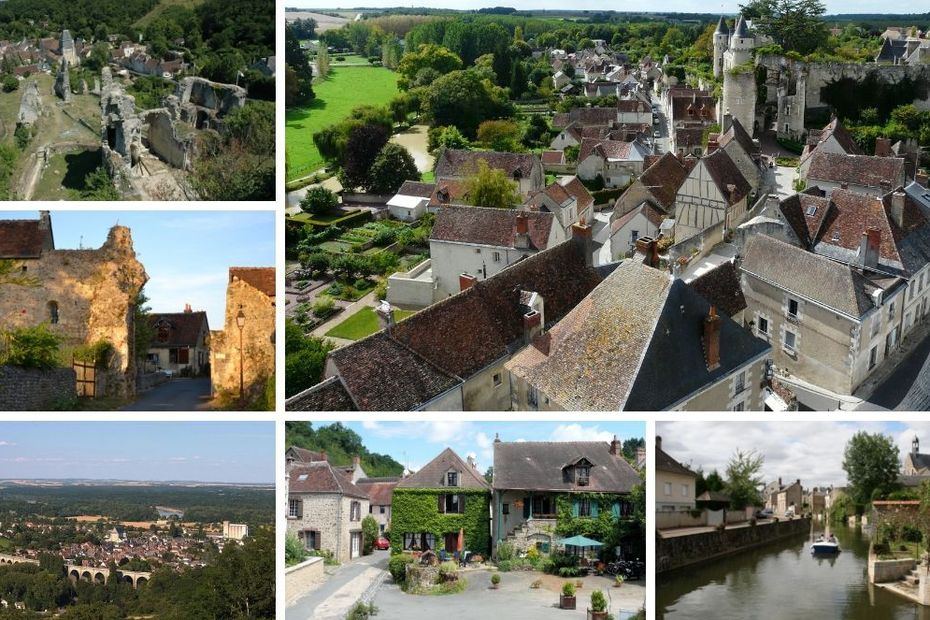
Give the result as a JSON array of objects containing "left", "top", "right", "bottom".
[
  {"left": 325, "top": 306, "right": 414, "bottom": 340},
  {"left": 286, "top": 66, "right": 399, "bottom": 181}
]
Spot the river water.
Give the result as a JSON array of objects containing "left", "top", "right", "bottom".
[{"left": 658, "top": 525, "right": 930, "bottom": 619}]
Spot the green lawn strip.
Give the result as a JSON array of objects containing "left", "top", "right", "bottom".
[
  {"left": 286, "top": 66, "right": 399, "bottom": 181},
  {"left": 325, "top": 306, "right": 414, "bottom": 340}
]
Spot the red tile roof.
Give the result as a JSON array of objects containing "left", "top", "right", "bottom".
[
  {"left": 700, "top": 149, "right": 752, "bottom": 206},
  {"left": 435, "top": 149, "right": 541, "bottom": 180},
  {"left": 356, "top": 478, "right": 400, "bottom": 505},
  {"left": 540, "top": 150, "right": 565, "bottom": 165},
  {"left": 429, "top": 179, "right": 469, "bottom": 207},
  {"left": 230, "top": 267, "right": 275, "bottom": 298},
  {"left": 807, "top": 152, "right": 905, "bottom": 189},
  {"left": 289, "top": 461, "right": 368, "bottom": 498},
  {"left": 148, "top": 312, "right": 209, "bottom": 347},
  {"left": 631, "top": 152, "right": 689, "bottom": 210},
  {"left": 560, "top": 176, "right": 594, "bottom": 212},
  {"left": 431, "top": 205, "right": 553, "bottom": 250},
  {"left": 0, "top": 219, "right": 47, "bottom": 258},
  {"left": 579, "top": 138, "right": 638, "bottom": 162},
  {"left": 396, "top": 447, "right": 490, "bottom": 489},
  {"left": 611, "top": 201, "right": 666, "bottom": 234}
]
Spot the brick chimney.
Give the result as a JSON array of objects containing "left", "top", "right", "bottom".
[
  {"left": 860, "top": 227, "right": 881, "bottom": 268},
  {"left": 375, "top": 300, "right": 396, "bottom": 333},
  {"left": 523, "top": 309, "right": 542, "bottom": 344},
  {"left": 874, "top": 137, "right": 892, "bottom": 157},
  {"left": 703, "top": 305, "right": 721, "bottom": 371},
  {"left": 571, "top": 222, "right": 593, "bottom": 268},
  {"left": 459, "top": 273, "right": 478, "bottom": 292},
  {"left": 514, "top": 212, "right": 530, "bottom": 249},
  {"left": 609, "top": 435, "right": 621, "bottom": 456},
  {"left": 183, "top": 303, "right": 192, "bottom": 313},
  {"left": 890, "top": 190, "right": 906, "bottom": 229},
  {"left": 636, "top": 236, "right": 660, "bottom": 269},
  {"left": 706, "top": 135, "right": 720, "bottom": 154}
]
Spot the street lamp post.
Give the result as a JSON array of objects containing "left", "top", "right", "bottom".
[{"left": 236, "top": 307, "right": 246, "bottom": 403}]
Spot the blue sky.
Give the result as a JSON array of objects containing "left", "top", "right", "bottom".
[
  {"left": 0, "top": 422, "right": 275, "bottom": 483},
  {"left": 0, "top": 211, "right": 275, "bottom": 328},
  {"left": 658, "top": 421, "right": 929, "bottom": 489},
  {"left": 342, "top": 421, "right": 644, "bottom": 473},
  {"left": 290, "top": 2, "right": 902, "bottom": 15}
]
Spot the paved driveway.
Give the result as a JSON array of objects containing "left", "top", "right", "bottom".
[
  {"left": 288, "top": 551, "right": 389, "bottom": 619},
  {"left": 371, "top": 568, "right": 644, "bottom": 620},
  {"left": 120, "top": 378, "right": 211, "bottom": 411},
  {"left": 860, "top": 328, "right": 930, "bottom": 411}
]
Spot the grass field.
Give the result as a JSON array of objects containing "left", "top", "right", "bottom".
[
  {"left": 33, "top": 149, "right": 102, "bottom": 201},
  {"left": 134, "top": 0, "right": 204, "bottom": 28},
  {"left": 325, "top": 306, "right": 414, "bottom": 340},
  {"left": 286, "top": 66, "right": 398, "bottom": 182}
]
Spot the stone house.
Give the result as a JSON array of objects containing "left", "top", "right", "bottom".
[
  {"left": 798, "top": 118, "right": 862, "bottom": 178},
  {"left": 433, "top": 149, "right": 544, "bottom": 196},
  {"left": 802, "top": 151, "right": 906, "bottom": 197},
  {"left": 740, "top": 234, "right": 907, "bottom": 397},
  {"left": 391, "top": 448, "right": 491, "bottom": 555},
  {"left": 610, "top": 152, "right": 689, "bottom": 246},
  {"left": 287, "top": 457, "right": 369, "bottom": 563},
  {"left": 145, "top": 307, "right": 210, "bottom": 375},
  {"left": 763, "top": 478, "right": 802, "bottom": 516},
  {"left": 286, "top": 234, "right": 605, "bottom": 411},
  {"left": 356, "top": 477, "right": 400, "bottom": 535},
  {"left": 655, "top": 436, "right": 697, "bottom": 512},
  {"left": 492, "top": 436, "right": 639, "bottom": 558},
  {"left": 210, "top": 267, "right": 275, "bottom": 404},
  {"left": 576, "top": 138, "right": 650, "bottom": 188},
  {"left": 0, "top": 212, "right": 147, "bottom": 398},
  {"left": 715, "top": 115, "right": 763, "bottom": 192},
  {"left": 549, "top": 123, "right": 611, "bottom": 151},
  {"left": 900, "top": 436, "right": 930, "bottom": 488},
  {"left": 666, "top": 88, "right": 717, "bottom": 155},
  {"left": 552, "top": 70, "right": 571, "bottom": 90},
  {"left": 552, "top": 107, "right": 618, "bottom": 130},
  {"left": 506, "top": 258, "right": 771, "bottom": 411},
  {"left": 428, "top": 206, "right": 563, "bottom": 300},
  {"left": 521, "top": 176, "right": 595, "bottom": 239},
  {"left": 616, "top": 99, "right": 652, "bottom": 125},
  {"left": 673, "top": 148, "right": 753, "bottom": 244},
  {"left": 609, "top": 201, "right": 666, "bottom": 258}
]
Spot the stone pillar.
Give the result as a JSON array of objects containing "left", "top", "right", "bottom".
[{"left": 919, "top": 567, "right": 930, "bottom": 606}]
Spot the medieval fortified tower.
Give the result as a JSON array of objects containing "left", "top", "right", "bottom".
[{"left": 714, "top": 15, "right": 758, "bottom": 137}]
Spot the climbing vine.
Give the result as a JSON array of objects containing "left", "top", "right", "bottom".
[{"left": 389, "top": 488, "right": 491, "bottom": 555}]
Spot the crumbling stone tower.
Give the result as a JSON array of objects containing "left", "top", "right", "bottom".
[
  {"left": 60, "top": 29, "right": 77, "bottom": 66},
  {"left": 100, "top": 79, "right": 144, "bottom": 180},
  {"left": 54, "top": 58, "right": 71, "bottom": 102}
]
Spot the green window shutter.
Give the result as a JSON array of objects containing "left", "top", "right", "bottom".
[
  {"left": 571, "top": 499, "right": 579, "bottom": 517},
  {"left": 591, "top": 502, "right": 599, "bottom": 517},
  {"left": 611, "top": 502, "right": 621, "bottom": 518}
]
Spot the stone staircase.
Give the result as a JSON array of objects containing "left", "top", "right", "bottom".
[{"left": 504, "top": 518, "right": 558, "bottom": 551}]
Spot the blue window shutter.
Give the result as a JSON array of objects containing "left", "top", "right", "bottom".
[
  {"left": 571, "top": 499, "right": 579, "bottom": 517},
  {"left": 591, "top": 502, "right": 599, "bottom": 517},
  {"left": 612, "top": 502, "right": 621, "bottom": 518}
]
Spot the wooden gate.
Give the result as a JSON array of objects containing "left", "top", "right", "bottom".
[{"left": 73, "top": 359, "right": 96, "bottom": 398}]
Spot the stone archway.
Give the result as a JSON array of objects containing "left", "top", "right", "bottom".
[
  {"left": 80, "top": 570, "right": 92, "bottom": 581},
  {"left": 69, "top": 569, "right": 80, "bottom": 582},
  {"left": 135, "top": 576, "right": 147, "bottom": 588}
]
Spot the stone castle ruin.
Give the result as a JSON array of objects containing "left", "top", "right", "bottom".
[
  {"left": 54, "top": 58, "right": 71, "bottom": 102},
  {"left": 0, "top": 212, "right": 148, "bottom": 399},
  {"left": 17, "top": 80, "right": 42, "bottom": 128}
]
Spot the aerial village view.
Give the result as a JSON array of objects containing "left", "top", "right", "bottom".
[
  {"left": 284, "top": 2, "right": 930, "bottom": 412},
  {"left": 0, "top": 422, "right": 275, "bottom": 619},
  {"left": 283, "top": 421, "right": 646, "bottom": 620},
  {"left": 0, "top": 211, "right": 276, "bottom": 411},
  {"left": 0, "top": 0, "right": 274, "bottom": 201}
]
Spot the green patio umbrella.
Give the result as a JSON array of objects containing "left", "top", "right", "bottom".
[{"left": 558, "top": 535, "right": 603, "bottom": 558}]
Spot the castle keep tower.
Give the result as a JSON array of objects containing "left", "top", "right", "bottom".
[
  {"left": 720, "top": 14, "right": 757, "bottom": 136},
  {"left": 712, "top": 16, "right": 729, "bottom": 79}
]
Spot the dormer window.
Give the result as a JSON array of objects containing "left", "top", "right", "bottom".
[
  {"left": 447, "top": 471, "right": 459, "bottom": 487},
  {"left": 577, "top": 465, "right": 590, "bottom": 486}
]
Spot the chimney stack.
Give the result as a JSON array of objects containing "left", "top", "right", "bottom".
[
  {"left": 514, "top": 212, "right": 530, "bottom": 249},
  {"left": 459, "top": 273, "right": 478, "bottom": 292},
  {"left": 890, "top": 190, "right": 906, "bottom": 229},
  {"left": 874, "top": 137, "right": 892, "bottom": 157},
  {"left": 636, "top": 236, "right": 660, "bottom": 269},
  {"left": 656, "top": 435, "right": 662, "bottom": 451},
  {"left": 703, "top": 306, "right": 721, "bottom": 371},
  {"left": 183, "top": 303, "right": 192, "bottom": 313},
  {"left": 861, "top": 227, "right": 881, "bottom": 268},
  {"left": 723, "top": 112, "right": 733, "bottom": 133},
  {"left": 571, "top": 222, "right": 594, "bottom": 268},
  {"left": 523, "top": 309, "right": 542, "bottom": 344},
  {"left": 467, "top": 455, "right": 476, "bottom": 469},
  {"left": 609, "top": 435, "right": 621, "bottom": 456},
  {"left": 375, "top": 300, "right": 396, "bottom": 333}
]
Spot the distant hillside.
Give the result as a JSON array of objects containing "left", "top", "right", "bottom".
[
  {"left": 134, "top": 0, "right": 205, "bottom": 29},
  {"left": 286, "top": 422, "right": 404, "bottom": 478}
]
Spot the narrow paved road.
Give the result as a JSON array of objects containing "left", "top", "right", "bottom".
[
  {"left": 288, "top": 551, "right": 389, "bottom": 619},
  {"left": 121, "top": 378, "right": 212, "bottom": 411},
  {"left": 861, "top": 330, "right": 930, "bottom": 411}
]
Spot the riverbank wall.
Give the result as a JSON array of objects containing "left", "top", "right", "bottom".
[{"left": 657, "top": 517, "right": 811, "bottom": 573}]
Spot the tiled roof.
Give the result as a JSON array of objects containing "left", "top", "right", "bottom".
[
  {"left": 807, "top": 151, "right": 905, "bottom": 189},
  {"left": 689, "top": 261, "right": 747, "bottom": 318},
  {"left": 671, "top": 93, "right": 716, "bottom": 123},
  {"left": 634, "top": 152, "right": 689, "bottom": 210},
  {"left": 288, "top": 461, "right": 369, "bottom": 499},
  {"left": 675, "top": 127, "right": 706, "bottom": 148},
  {"left": 560, "top": 176, "right": 594, "bottom": 212},
  {"left": 718, "top": 117, "right": 757, "bottom": 156},
  {"left": 431, "top": 205, "right": 553, "bottom": 250},
  {"left": 701, "top": 148, "right": 752, "bottom": 206},
  {"left": 396, "top": 447, "right": 490, "bottom": 489},
  {"left": 778, "top": 190, "right": 831, "bottom": 247},
  {"left": 396, "top": 180, "right": 436, "bottom": 198},
  {"left": 356, "top": 478, "right": 400, "bottom": 505},
  {"left": 148, "top": 312, "right": 208, "bottom": 347},
  {"left": 287, "top": 446, "right": 325, "bottom": 463},
  {"left": 656, "top": 445, "right": 696, "bottom": 476},
  {"left": 565, "top": 106, "right": 617, "bottom": 127},
  {"left": 741, "top": 234, "right": 877, "bottom": 317},
  {"left": 611, "top": 201, "right": 666, "bottom": 234},
  {"left": 506, "top": 260, "right": 770, "bottom": 410},
  {"left": 579, "top": 138, "right": 645, "bottom": 163},
  {"left": 286, "top": 377, "right": 358, "bottom": 411},
  {"left": 435, "top": 149, "right": 540, "bottom": 180},
  {"left": 616, "top": 99, "right": 650, "bottom": 113},
  {"left": 540, "top": 150, "right": 565, "bottom": 165},
  {"left": 0, "top": 219, "right": 47, "bottom": 258},
  {"left": 429, "top": 179, "right": 469, "bottom": 207},
  {"left": 492, "top": 442, "right": 641, "bottom": 492},
  {"left": 230, "top": 267, "right": 275, "bottom": 298}
]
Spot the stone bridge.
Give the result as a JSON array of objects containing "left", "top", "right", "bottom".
[{"left": 0, "top": 553, "right": 151, "bottom": 588}]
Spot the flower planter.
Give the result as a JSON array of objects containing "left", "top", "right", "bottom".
[
  {"left": 589, "top": 611, "right": 609, "bottom": 620},
  {"left": 560, "top": 595, "right": 577, "bottom": 610}
]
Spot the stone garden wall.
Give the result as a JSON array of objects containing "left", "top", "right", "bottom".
[{"left": 0, "top": 365, "right": 76, "bottom": 410}]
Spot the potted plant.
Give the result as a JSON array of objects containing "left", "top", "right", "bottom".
[
  {"left": 589, "top": 590, "right": 608, "bottom": 620},
  {"left": 490, "top": 573, "right": 501, "bottom": 589},
  {"left": 560, "top": 581, "right": 577, "bottom": 610},
  {"left": 613, "top": 575, "right": 624, "bottom": 588}
]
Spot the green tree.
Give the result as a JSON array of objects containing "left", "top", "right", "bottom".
[
  {"left": 1, "top": 74, "right": 18, "bottom": 92},
  {"left": 300, "top": 187, "right": 339, "bottom": 217},
  {"left": 397, "top": 44, "right": 463, "bottom": 88},
  {"left": 0, "top": 324, "right": 62, "bottom": 369},
  {"left": 284, "top": 320, "right": 334, "bottom": 397},
  {"left": 428, "top": 125, "right": 470, "bottom": 152},
  {"left": 843, "top": 431, "right": 899, "bottom": 505},
  {"left": 724, "top": 449, "right": 764, "bottom": 510},
  {"left": 133, "top": 289, "right": 155, "bottom": 362},
  {"left": 361, "top": 515, "right": 379, "bottom": 555},
  {"left": 739, "top": 0, "right": 827, "bottom": 55},
  {"left": 317, "top": 46, "right": 331, "bottom": 78},
  {"left": 424, "top": 69, "right": 514, "bottom": 138},
  {"left": 477, "top": 119, "right": 522, "bottom": 152},
  {"left": 464, "top": 160, "right": 520, "bottom": 209},
  {"left": 0, "top": 258, "right": 39, "bottom": 286},
  {"left": 340, "top": 123, "right": 392, "bottom": 190},
  {"left": 366, "top": 143, "right": 420, "bottom": 194}
]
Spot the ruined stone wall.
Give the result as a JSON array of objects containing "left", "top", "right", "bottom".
[
  {"left": 144, "top": 109, "right": 193, "bottom": 170},
  {"left": 0, "top": 366, "right": 76, "bottom": 410},
  {"left": 722, "top": 71, "right": 757, "bottom": 137},
  {"left": 178, "top": 77, "right": 246, "bottom": 118},
  {"left": 54, "top": 60, "right": 71, "bottom": 102},
  {"left": 210, "top": 279, "right": 275, "bottom": 403},
  {"left": 17, "top": 81, "right": 41, "bottom": 128},
  {"left": 0, "top": 227, "right": 148, "bottom": 398}
]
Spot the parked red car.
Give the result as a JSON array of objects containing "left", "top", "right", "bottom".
[{"left": 374, "top": 536, "right": 390, "bottom": 550}]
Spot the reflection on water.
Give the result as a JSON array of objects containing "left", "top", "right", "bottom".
[{"left": 657, "top": 525, "right": 930, "bottom": 619}]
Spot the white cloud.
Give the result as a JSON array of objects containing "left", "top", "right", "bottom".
[
  {"left": 0, "top": 441, "right": 15, "bottom": 446},
  {"left": 550, "top": 424, "right": 616, "bottom": 443}
]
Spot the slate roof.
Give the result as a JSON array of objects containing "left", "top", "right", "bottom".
[
  {"left": 689, "top": 261, "right": 748, "bottom": 318},
  {"left": 289, "top": 461, "right": 369, "bottom": 499},
  {"left": 492, "top": 441, "right": 641, "bottom": 492},
  {"left": 148, "top": 312, "right": 208, "bottom": 347},
  {"left": 806, "top": 151, "right": 905, "bottom": 189},
  {"left": 719, "top": 117, "right": 757, "bottom": 156},
  {"left": 286, "top": 376, "right": 358, "bottom": 411},
  {"left": 700, "top": 148, "right": 752, "bottom": 205},
  {"left": 715, "top": 15, "right": 729, "bottom": 34},
  {"left": 356, "top": 478, "right": 400, "bottom": 505},
  {"left": 655, "top": 443, "right": 696, "bottom": 476},
  {"left": 0, "top": 219, "right": 48, "bottom": 258},
  {"left": 741, "top": 234, "right": 880, "bottom": 318},
  {"left": 230, "top": 267, "right": 275, "bottom": 298},
  {"left": 431, "top": 205, "right": 553, "bottom": 250},
  {"left": 634, "top": 152, "right": 689, "bottom": 210},
  {"left": 287, "top": 446, "right": 325, "bottom": 463},
  {"left": 733, "top": 15, "right": 750, "bottom": 38},
  {"left": 435, "top": 149, "right": 541, "bottom": 180},
  {"left": 396, "top": 447, "right": 489, "bottom": 489},
  {"left": 506, "top": 260, "right": 771, "bottom": 410},
  {"left": 298, "top": 239, "right": 604, "bottom": 411},
  {"left": 396, "top": 180, "right": 436, "bottom": 198}
]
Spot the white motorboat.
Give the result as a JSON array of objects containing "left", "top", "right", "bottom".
[{"left": 811, "top": 536, "right": 840, "bottom": 554}]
